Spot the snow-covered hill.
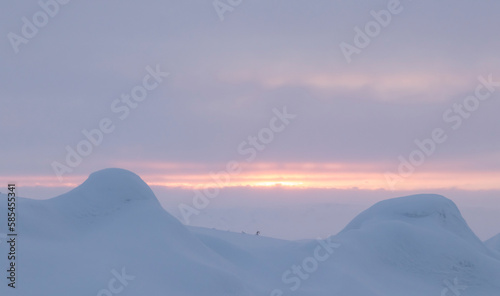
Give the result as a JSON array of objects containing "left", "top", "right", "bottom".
[
  {"left": 1, "top": 168, "right": 499, "bottom": 295},
  {"left": 485, "top": 234, "right": 500, "bottom": 253}
]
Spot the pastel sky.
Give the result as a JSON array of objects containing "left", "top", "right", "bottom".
[{"left": 1, "top": 0, "right": 500, "bottom": 196}]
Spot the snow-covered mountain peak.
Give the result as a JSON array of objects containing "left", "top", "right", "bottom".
[
  {"left": 342, "top": 194, "right": 459, "bottom": 229},
  {"left": 2, "top": 172, "right": 499, "bottom": 296},
  {"left": 339, "top": 194, "right": 488, "bottom": 250},
  {"left": 48, "top": 168, "right": 161, "bottom": 221},
  {"left": 79, "top": 168, "right": 155, "bottom": 201}
]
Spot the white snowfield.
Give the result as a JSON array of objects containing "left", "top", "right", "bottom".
[{"left": 1, "top": 168, "right": 499, "bottom": 296}]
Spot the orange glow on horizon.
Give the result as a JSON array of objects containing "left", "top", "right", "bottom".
[{"left": 3, "top": 162, "right": 500, "bottom": 192}]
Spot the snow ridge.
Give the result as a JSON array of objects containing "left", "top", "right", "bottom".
[{"left": 1, "top": 169, "right": 499, "bottom": 296}]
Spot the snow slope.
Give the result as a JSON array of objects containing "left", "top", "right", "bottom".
[
  {"left": 327, "top": 195, "right": 500, "bottom": 295},
  {"left": 1, "top": 169, "right": 499, "bottom": 296},
  {"left": 485, "top": 234, "right": 500, "bottom": 253},
  {"left": 0, "top": 169, "right": 256, "bottom": 296}
]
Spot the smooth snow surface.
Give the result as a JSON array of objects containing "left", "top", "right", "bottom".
[
  {"left": 1, "top": 168, "right": 499, "bottom": 296},
  {"left": 485, "top": 234, "right": 500, "bottom": 253}
]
